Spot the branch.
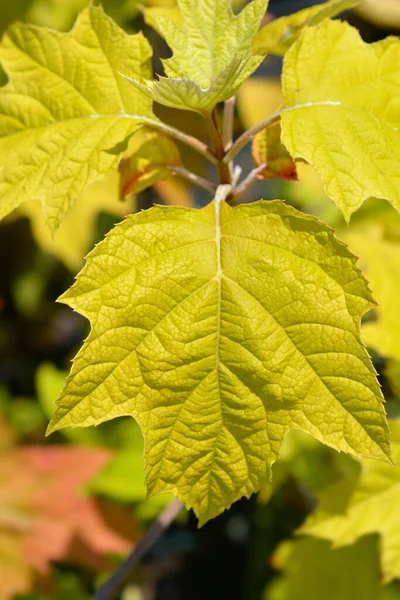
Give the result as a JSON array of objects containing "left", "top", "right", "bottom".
[
  {"left": 138, "top": 116, "right": 219, "bottom": 166},
  {"left": 223, "top": 97, "right": 236, "bottom": 151},
  {"left": 165, "top": 165, "right": 217, "bottom": 194},
  {"left": 205, "top": 111, "right": 232, "bottom": 186},
  {"left": 223, "top": 110, "right": 281, "bottom": 164},
  {"left": 232, "top": 163, "right": 268, "bottom": 202},
  {"left": 93, "top": 498, "right": 184, "bottom": 600}
]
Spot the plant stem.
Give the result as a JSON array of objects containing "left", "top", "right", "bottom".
[
  {"left": 93, "top": 498, "right": 184, "bottom": 600},
  {"left": 223, "top": 97, "right": 236, "bottom": 151},
  {"left": 205, "top": 111, "right": 232, "bottom": 187},
  {"left": 166, "top": 165, "right": 217, "bottom": 193},
  {"left": 138, "top": 116, "right": 219, "bottom": 166},
  {"left": 232, "top": 163, "right": 268, "bottom": 202},
  {"left": 223, "top": 110, "right": 281, "bottom": 164}
]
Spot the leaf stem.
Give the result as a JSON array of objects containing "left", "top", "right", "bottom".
[
  {"left": 232, "top": 163, "right": 268, "bottom": 202},
  {"left": 165, "top": 165, "right": 217, "bottom": 193},
  {"left": 223, "top": 110, "right": 281, "bottom": 164},
  {"left": 93, "top": 498, "right": 184, "bottom": 600},
  {"left": 205, "top": 111, "right": 232, "bottom": 187},
  {"left": 223, "top": 97, "right": 236, "bottom": 151},
  {"left": 138, "top": 116, "right": 219, "bottom": 166}
]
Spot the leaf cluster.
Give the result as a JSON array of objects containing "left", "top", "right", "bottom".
[{"left": 1, "top": 0, "right": 400, "bottom": 596}]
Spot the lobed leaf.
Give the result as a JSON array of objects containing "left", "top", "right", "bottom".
[
  {"left": 125, "top": 0, "right": 268, "bottom": 113},
  {"left": 48, "top": 200, "right": 389, "bottom": 525},
  {"left": 0, "top": 6, "right": 153, "bottom": 232},
  {"left": 281, "top": 20, "right": 400, "bottom": 221},
  {"left": 253, "top": 0, "right": 360, "bottom": 56},
  {"left": 300, "top": 420, "right": 400, "bottom": 583}
]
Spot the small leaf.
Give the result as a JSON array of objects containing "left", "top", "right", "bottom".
[
  {"left": 48, "top": 200, "right": 389, "bottom": 526},
  {"left": 252, "top": 123, "right": 297, "bottom": 181},
  {"left": 119, "top": 129, "right": 182, "bottom": 198},
  {"left": 0, "top": 6, "right": 153, "bottom": 232},
  {"left": 281, "top": 20, "right": 400, "bottom": 221},
  {"left": 300, "top": 420, "right": 400, "bottom": 583},
  {"left": 125, "top": 0, "right": 268, "bottom": 113},
  {"left": 253, "top": 0, "right": 360, "bottom": 56}
]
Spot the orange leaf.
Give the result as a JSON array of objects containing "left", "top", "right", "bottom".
[
  {"left": 252, "top": 122, "right": 297, "bottom": 181},
  {"left": 0, "top": 446, "right": 137, "bottom": 599},
  {"left": 119, "top": 129, "right": 181, "bottom": 198}
]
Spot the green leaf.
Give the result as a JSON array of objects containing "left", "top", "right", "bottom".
[
  {"left": 299, "top": 419, "right": 400, "bottom": 583},
  {"left": 0, "top": 6, "right": 153, "bottom": 232},
  {"left": 47, "top": 199, "right": 390, "bottom": 525},
  {"left": 281, "top": 20, "right": 400, "bottom": 221},
  {"left": 253, "top": 0, "right": 360, "bottom": 56},
  {"left": 265, "top": 535, "right": 380, "bottom": 600},
  {"left": 124, "top": 0, "right": 267, "bottom": 113}
]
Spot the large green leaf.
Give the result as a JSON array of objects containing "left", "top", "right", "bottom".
[
  {"left": 125, "top": 0, "right": 267, "bottom": 113},
  {"left": 253, "top": 0, "right": 360, "bottom": 56},
  {"left": 0, "top": 6, "right": 153, "bottom": 231},
  {"left": 47, "top": 198, "right": 389, "bottom": 525},
  {"left": 281, "top": 20, "right": 400, "bottom": 221},
  {"left": 300, "top": 419, "right": 400, "bottom": 583}
]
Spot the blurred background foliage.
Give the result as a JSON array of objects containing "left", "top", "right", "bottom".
[{"left": 1, "top": 0, "right": 400, "bottom": 598}]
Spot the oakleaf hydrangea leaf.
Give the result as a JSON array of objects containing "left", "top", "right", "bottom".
[
  {"left": 300, "top": 420, "right": 400, "bottom": 583},
  {"left": 252, "top": 0, "right": 360, "bottom": 56},
  {"left": 47, "top": 199, "right": 390, "bottom": 525},
  {"left": 0, "top": 6, "right": 153, "bottom": 232},
  {"left": 281, "top": 19, "right": 400, "bottom": 221},
  {"left": 124, "top": 0, "right": 268, "bottom": 113}
]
